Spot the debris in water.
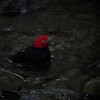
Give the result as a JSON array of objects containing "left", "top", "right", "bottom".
[
  {"left": 1, "top": 27, "right": 13, "bottom": 33},
  {"left": 0, "top": 68, "right": 27, "bottom": 82}
]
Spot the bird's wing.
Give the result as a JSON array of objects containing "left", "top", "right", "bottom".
[
  {"left": 12, "top": 46, "right": 51, "bottom": 64},
  {"left": 12, "top": 46, "right": 33, "bottom": 63}
]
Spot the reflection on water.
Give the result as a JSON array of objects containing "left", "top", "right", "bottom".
[{"left": 20, "top": 86, "right": 80, "bottom": 100}]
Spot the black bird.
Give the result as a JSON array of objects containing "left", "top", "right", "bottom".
[{"left": 9, "top": 35, "right": 51, "bottom": 73}]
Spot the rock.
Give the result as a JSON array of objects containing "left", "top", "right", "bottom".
[
  {"left": 0, "top": 90, "right": 20, "bottom": 100},
  {"left": 83, "top": 77, "right": 100, "bottom": 95}
]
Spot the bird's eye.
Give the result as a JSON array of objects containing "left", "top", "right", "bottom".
[{"left": 41, "top": 40, "right": 46, "bottom": 43}]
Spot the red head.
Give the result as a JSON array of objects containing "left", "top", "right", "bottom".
[{"left": 32, "top": 35, "right": 49, "bottom": 48}]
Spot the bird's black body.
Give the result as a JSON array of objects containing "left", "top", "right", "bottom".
[{"left": 9, "top": 45, "right": 51, "bottom": 72}]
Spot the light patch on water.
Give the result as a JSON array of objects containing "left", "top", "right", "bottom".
[{"left": 26, "top": 87, "right": 80, "bottom": 100}]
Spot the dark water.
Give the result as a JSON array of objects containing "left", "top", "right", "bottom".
[{"left": 0, "top": 0, "right": 100, "bottom": 100}]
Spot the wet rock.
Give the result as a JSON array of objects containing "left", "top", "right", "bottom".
[
  {"left": 4, "top": 0, "right": 27, "bottom": 15},
  {"left": 20, "top": 87, "right": 80, "bottom": 100},
  {"left": 20, "top": 91, "right": 40, "bottom": 100},
  {"left": 0, "top": 70, "right": 23, "bottom": 91},
  {"left": 83, "top": 77, "right": 100, "bottom": 95},
  {"left": 0, "top": 90, "right": 20, "bottom": 100}
]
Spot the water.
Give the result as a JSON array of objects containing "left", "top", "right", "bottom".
[
  {"left": 0, "top": 0, "right": 100, "bottom": 100},
  {"left": 20, "top": 87, "right": 80, "bottom": 100}
]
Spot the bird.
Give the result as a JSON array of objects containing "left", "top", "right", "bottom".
[{"left": 9, "top": 35, "right": 51, "bottom": 73}]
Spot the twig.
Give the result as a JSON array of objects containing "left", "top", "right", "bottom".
[{"left": 0, "top": 68, "right": 27, "bottom": 82}]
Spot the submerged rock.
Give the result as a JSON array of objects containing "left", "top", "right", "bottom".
[
  {"left": 20, "top": 87, "right": 80, "bottom": 100},
  {"left": 81, "top": 77, "right": 100, "bottom": 100},
  {"left": 0, "top": 89, "right": 21, "bottom": 100}
]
